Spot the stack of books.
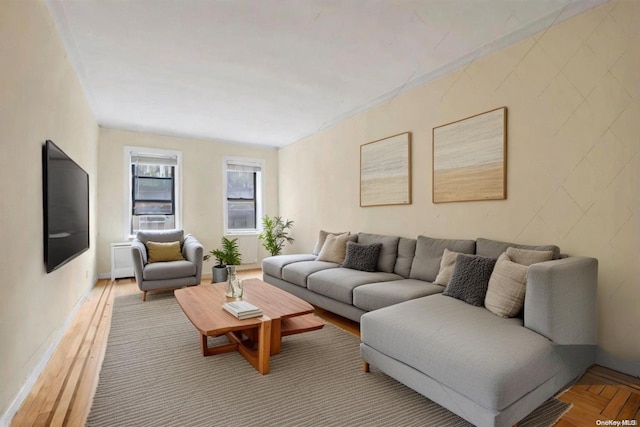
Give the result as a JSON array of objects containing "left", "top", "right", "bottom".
[{"left": 222, "top": 301, "right": 263, "bottom": 320}]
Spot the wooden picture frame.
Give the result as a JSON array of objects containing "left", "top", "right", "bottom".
[
  {"left": 360, "top": 132, "right": 411, "bottom": 207},
  {"left": 432, "top": 107, "right": 507, "bottom": 203}
]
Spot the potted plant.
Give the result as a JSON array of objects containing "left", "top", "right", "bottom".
[
  {"left": 258, "top": 215, "right": 295, "bottom": 256},
  {"left": 204, "top": 237, "right": 242, "bottom": 282}
]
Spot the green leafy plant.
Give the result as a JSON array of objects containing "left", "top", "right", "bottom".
[
  {"left": 258, "top": 215, "right": 294, "bottom": 256},
  {"left": 203, "top": 236, "right": 242, "bottom": 266}
]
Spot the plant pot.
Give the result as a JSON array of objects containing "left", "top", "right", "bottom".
[{"left": 212, "top": 265, "right": 228, "bottom": 283}]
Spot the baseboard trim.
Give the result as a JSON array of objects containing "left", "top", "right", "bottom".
[
  {"left": 0, "top": 279, "right": 96, "bottom": 427},
  {"left": 596, "top": 348, "right": 640, "bottom": 378}
]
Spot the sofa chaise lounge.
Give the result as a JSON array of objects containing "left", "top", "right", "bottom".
[{"left": 262, "top": 232, "right": 597, "bottom": 427}]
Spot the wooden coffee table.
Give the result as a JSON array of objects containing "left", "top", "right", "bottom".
[{"left": 174, "top": 278, "right": 324, "bottom": 374}]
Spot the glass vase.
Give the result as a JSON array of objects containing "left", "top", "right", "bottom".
[{"left": 226, "top": 265, "right": 243, "bottom": 298}]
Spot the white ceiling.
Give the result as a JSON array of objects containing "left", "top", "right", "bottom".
[{"left": 46, "top": 0, "right": 607, "bottom": 148}]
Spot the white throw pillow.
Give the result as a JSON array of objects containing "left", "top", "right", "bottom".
[
  {"left": 433, "top": 248, "right": 461, "bottom": 286},
  {"left": 485, "top": 253, "right": 528, "bottom": 318},
  {"left": 316, "top": 233, "right": 354, "bottom": 264},
  {"left": 505, "top": 247, "right": 553, "bottom": 266},
  {"left": 312, "top": 230, "right": 348, "bottom": 255}
]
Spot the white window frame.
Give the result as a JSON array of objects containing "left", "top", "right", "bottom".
[
  {"left": 223, "top": 156, "right": 264, "bottom": 235},
  {"left": 124, "top": 146, "right": 183, "bottom": 239}
]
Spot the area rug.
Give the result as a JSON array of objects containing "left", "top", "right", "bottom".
[{"left": 87, "top": 293, "right": 572, "bottom": 427}]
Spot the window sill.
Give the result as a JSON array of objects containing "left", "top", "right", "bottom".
[{"left": 225, "top": 230, "right": 260, "bottom": 236}]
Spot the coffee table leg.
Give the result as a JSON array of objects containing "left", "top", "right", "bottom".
[
  {"left": 257, "top": 318, "right": 271, "bottom": 374},
  {"left": 236, "top": 317, "right": 272, "bottom": 374},
  {"left": 270, "top": 318, "right": 282, "bottom": 355},
  {"left": 200, "top": 333, "right": 239, "bottom": 357},
  {"left": 200, "top": 333, "right": 208, "bottom": 356}
]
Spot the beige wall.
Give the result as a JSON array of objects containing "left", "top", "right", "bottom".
[
  {"left": 0, "top": 0, "right": 99, "bottom": 418},
  {"left": 279, "top": 0, "right": 640, "bottom": 371},
  {"left": 97, "top": 129, "right": 279, "bottom": 276}
]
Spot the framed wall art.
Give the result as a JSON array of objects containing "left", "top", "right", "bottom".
[
  {"left": 360, "top": 132, "right": 411, "bottom": 207},
  {"left": 432, "top": 107, "right": 507, "bottom": 203}
]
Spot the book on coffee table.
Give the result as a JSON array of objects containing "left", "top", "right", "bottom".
[{"left": 223, "top": 301, "right": 263, "bottom": 319}]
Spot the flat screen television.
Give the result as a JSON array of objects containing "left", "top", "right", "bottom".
[{"left": 43, "top": 140, "right": 90, "bottom": 273}]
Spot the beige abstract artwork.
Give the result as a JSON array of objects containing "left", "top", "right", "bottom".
[
  {"left": 360, "top": 132, "right": 411, "bottom": 207},
  {"left": 433, "top": 107, "right": 507, "bottom": 203}
]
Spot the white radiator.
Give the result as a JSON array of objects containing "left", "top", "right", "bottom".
[{"left": 228, "top": 235, "right": 258, "bottom": 264}]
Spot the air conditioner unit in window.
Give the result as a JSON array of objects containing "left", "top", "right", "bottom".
[{"left": 138, "top": 215, "right": 174, "bottom": 230}]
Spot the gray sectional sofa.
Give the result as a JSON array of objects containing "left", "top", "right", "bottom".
[{"left": 262, "top": 232, "right": 598, "bottom": 427}]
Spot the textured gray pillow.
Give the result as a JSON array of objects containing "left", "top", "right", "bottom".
[
  {"left": 342, "top": 242, "right": 382, "bottom": 272},
  {"left": 443, "top": 254, "right": 497, "bottom": 306},
  {"left": 357, "top": 233, "right": 400, "bottom": 273},
  {"left": 409, "top": 236, "right": 476, "bottom": 282}
]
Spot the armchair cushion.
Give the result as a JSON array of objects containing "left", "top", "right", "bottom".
[{"left": 143, "top": 260, "right": 197, "bottom": 281}]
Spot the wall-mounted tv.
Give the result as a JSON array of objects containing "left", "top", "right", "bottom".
[{"left": 43, "top": 140, "right": 90, "bottom": 273}]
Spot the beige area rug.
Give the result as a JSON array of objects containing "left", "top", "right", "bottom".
[{"left": 87, "top": 293, "right": 571, "bottom": 427}]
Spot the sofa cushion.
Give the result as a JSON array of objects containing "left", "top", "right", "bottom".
[
  {"left": 485, "top": 253, "right": 528, "bottom": 318},
  {"left": 409, "top": 236, "right": 476, "bottom": 282},
  {"left": 343, "top": 242, "right": 382, "bottom": 272},
  {"left": 393, "top": 237, "right": 416, "bottom": 278},
  {"left": 317, "top": 233, "right": 358, "bottom": 264},
  {"left": 281, "top": 260, "right": 340, "bottom": 288},
  {"left": 433, "top": 248, "right": 462, "bottom": 286},
  {"left": 476, "top": 237, "right": 560, "bottom": 260},
  {"left": 262, "top": 254, "right": 317, "bottom": 279},
  {"left": 312, "top": 230, "right": 348, "bottom": 255},
  {"left": 506, "top": 247, "right": 554, "bottom": 266},
  {"left": 353, "top": 279, "right": 444, "bottom": 312},
  {"left": 143, "top": 260, "right": 196, "bottom": 281},
  {"left": 357, "top": 233, "right": 400, "bottom": 273},
  {"left": 307, "top": 268, "right": 402, "bottom": 305},
  {"left": 360, "top": 294, "right": 560, "bottom": 411},
  {"left": 443, "top": 254, "right": 496, "bottom": 306}
]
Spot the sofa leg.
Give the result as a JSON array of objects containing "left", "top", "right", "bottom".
[
  {"left": 142, "top": 291, "right": 147, "bottom": 302},
  {"left": 363, "top": 362, "right": 370, "bottom": 373}
]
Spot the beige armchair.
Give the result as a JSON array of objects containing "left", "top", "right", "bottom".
[{"left": 131, "top": 229, "right": 203, "bottom": 301}]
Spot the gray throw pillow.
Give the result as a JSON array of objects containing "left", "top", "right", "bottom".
[
  {"left": 342, "top": 242, "right": 382, "bottom": 272},
  {"left": 357, "top": 233, "right": 400, "bottom": 273},
  {"left": 443, "top": 254, "right": 497, "bottom": 306}
]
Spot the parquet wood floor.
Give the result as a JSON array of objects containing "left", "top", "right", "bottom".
[{"left": 9, "top": 272, "right": 639, "bottom": 426}]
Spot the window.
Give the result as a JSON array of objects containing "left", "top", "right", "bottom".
[
  {"left": 126, "top": 148, "right": 181, "bottom": 236},
  {"left": 224, "top": 158, "right": 263, "bottom": 233}
]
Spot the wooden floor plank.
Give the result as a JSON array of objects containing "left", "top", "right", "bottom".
[
  {"left": 8, "top": 270, "right": 640, "bottom": 426},
  {"left": 601, "top": 388, "right": 632, "bottom": 419},
  {"left": 617, "top": 392, "right": 640, "bottom": 421},
  {"left": 557, "top": 404, "right": 604, "bottom": 426},
  {"left": 560, "top": 389, "right": 609, "bottom": 412},
  {"left": 601, "top": 385, "right": 620, "bottom": 399}
]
